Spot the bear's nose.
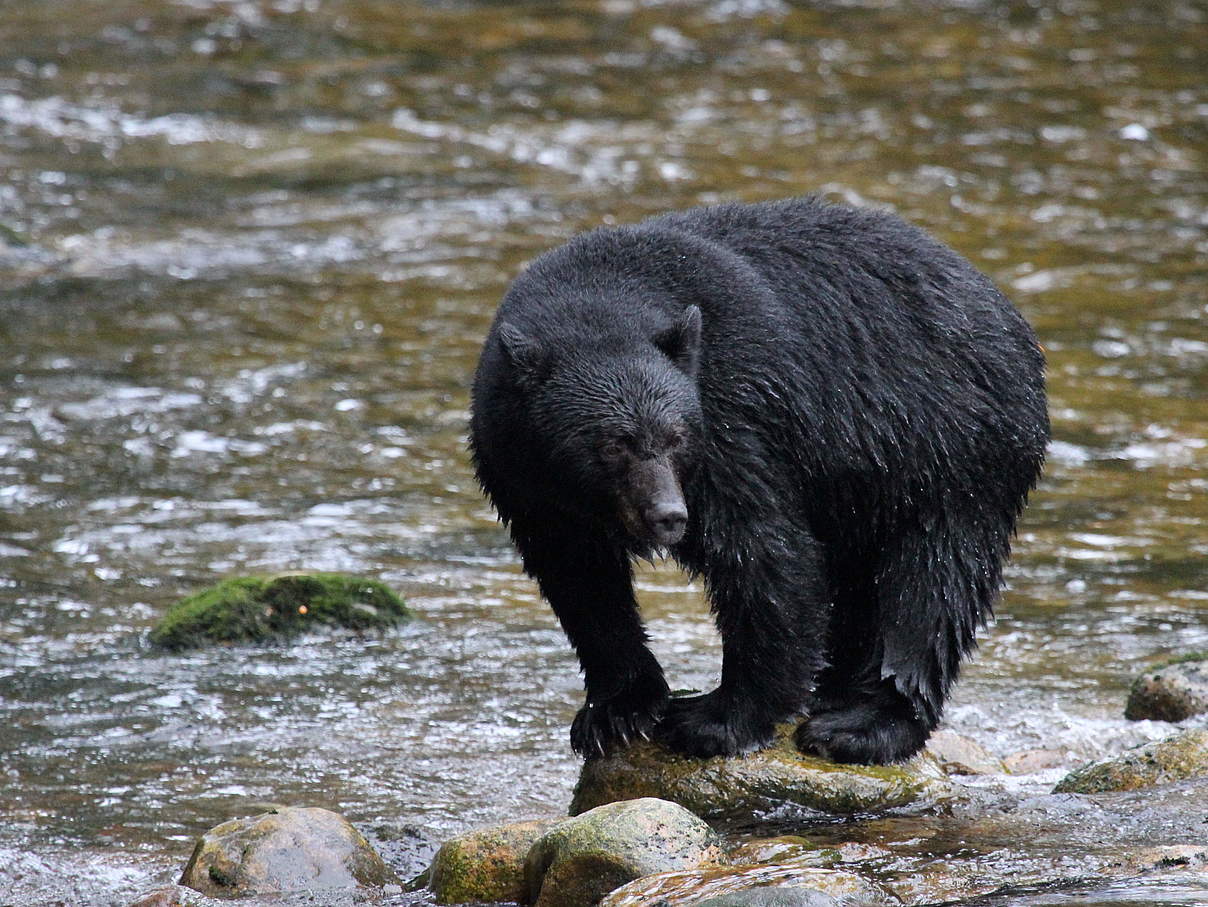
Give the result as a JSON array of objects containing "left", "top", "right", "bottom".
[{"left": 647, "top": 502, "right": 688, "bottom": 545}]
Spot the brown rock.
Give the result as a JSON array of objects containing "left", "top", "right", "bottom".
[
  {"left": 925, "top": 730, "right": 1005, "bottom": 775},
  {"left": 1126, "top": 657, "right": 1208, "bottom": 722}
]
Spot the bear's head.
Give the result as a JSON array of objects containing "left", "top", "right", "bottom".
[{"left": 498, "top": 305, "right": 703, "bottom": 551}]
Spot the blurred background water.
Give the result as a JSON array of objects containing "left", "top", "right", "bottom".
[{"left": 0, "top": 0, "right": 1205, "bottom": 903}]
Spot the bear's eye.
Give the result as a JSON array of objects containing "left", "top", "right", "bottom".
[{"left": 601, "top": 441, "right": 627, "bottom": 462}]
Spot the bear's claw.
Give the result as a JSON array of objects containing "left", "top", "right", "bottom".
[{"left": 570, "top": 676, "right": 669, "bottom": 759}]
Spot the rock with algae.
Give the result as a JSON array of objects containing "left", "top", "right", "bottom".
[
  {"left": 525, "top": 797, "right": 725, "bottom": 907},
  {"left": 179, "top": 806, "right": 398, "bottom": 897},
  {"left": 1054, "top": 728, "right": 1208, "bottom": 793},
  {"left": 1125, "top": 654, "right": 1208, "bottom": 722},
  {"left": 572, "top": 724, "right": 948, "bottom": 822},
  {"left": 149, "top": 572, "right": 409, "bottom": 650},
  {"left": 427, "top": 818, "right": 558, "bottom": 905}
]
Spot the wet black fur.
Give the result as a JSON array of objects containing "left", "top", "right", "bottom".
[{"left": 469, "top": 197, "right": 1048, "bottom": 764}]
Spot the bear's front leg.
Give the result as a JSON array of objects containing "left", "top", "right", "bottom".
[
  {"left": 510, "top": 519, "right": 669, "bottom": 759},
  {"left": 658, "top": 526, "right": 830, "bottom": 758}
]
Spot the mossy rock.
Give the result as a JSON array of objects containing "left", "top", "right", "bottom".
[
  {"left": 428, "top": 818, "right": 559, "bottom": 905},
  {"left": 150, "top": 573, "right": 409, "bottom": 650},
  {"left": 572, "top": 724, "right": 948, "bottom": 822},
  {"left": 1053, "top": 728, "right": 1208, "bottom": 794}
]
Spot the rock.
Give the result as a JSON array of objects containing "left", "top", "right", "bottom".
[
  {"left": 427, "top": 818, "right": 558, "bottom": 905},
  {"left": 1053, "top": 728, "right": 1208, "bottom": 794},
  {"left": 600, "top": 865, "right": 892, "bottom": 907},
  {"left": 1125, "top": 655, "right": 1208, "bottom": 722},
  {"left": 150, "top": 573, "right": 409, "bottom": 650},
  {"left": 694, "top": 889, "right": 840, "bottom": 906},
  {"left": 925, "top": 730, "right": 1005, "bottom": 775},
  {"left": 572, "top": 724, "right": 947, "bottom": 822},
  {"left": 179, "top": 806, "right": 398, "bottom": 897},
  {"left": 1003, "top": 748, "right": 1069, "bottom": 773},
  {"left": 526, "top": 797, "right": 724, "bottom": 907}
]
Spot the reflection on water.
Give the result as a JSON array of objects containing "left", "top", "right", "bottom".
[{"left": 0, "top": 0, "right": 1205, "bottom": 903}]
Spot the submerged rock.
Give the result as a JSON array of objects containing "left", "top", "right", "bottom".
[
  {"left": 149, "top": 573, "right": 409, "bottom": 649},
  {"left": 1125, "top": 654, "right": 1208, "bottom": 722},
  {"left": 572, "top": 725, "right": 947, "bottom": 822},
  {"left": 526, "top": 797, "right": 724, "bottom": 907},
  {"left": 694, "top": 889, "right": 840, "bottom": 907},
  {"left": 601, "top": 865, "right": 891, "bottom": 907},
  {"left": 179, "top": 806, "right": 398, "bottom": 897},
  {"left": 1053, "top": 728, "right": 1208, "bottom": 794},
  {"left": 427, "top": 818, "right": 558, "bottom": 905},
  {"left": 925, "top": 730, "right": 1005, "bottom": 775}
]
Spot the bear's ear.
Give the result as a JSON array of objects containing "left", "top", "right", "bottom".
[
  {"left": 654, "top": 305, "right": 702, "bottom": 377},
  {"left": 498, "top": 322, "right": 547, "bottom": 383}
]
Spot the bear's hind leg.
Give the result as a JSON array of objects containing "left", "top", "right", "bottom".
[{"left": 796, "top": 519, "right": 1001, "bottom": 764}]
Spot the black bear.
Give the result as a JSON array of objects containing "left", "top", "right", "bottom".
[{"left": 469, "top": 197, "right": 1048, "bottom": 765}]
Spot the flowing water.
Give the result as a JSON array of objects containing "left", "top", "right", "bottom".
[{"left": 0, "top": 0, "right": 1205, "bottom": 904}]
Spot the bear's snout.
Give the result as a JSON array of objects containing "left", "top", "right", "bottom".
[{"left": 644, "top": 500, "right": 688, "bottom": 546}]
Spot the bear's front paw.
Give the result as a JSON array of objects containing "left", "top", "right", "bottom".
[
  {"left": 654, "top": 689, "right": 774, "bottom": 759},
  {"left": 794, "top": 701, "right": 931, "bottom": 765},
  {"left": 570, "top": 675, "right": 669, "bottom": 759}
]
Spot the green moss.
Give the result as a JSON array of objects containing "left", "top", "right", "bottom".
[
  {"left": 1146, "top": 651, "right": 1208, "bottom": 670},
  {"left": 149, "top": 573, "right": 409, "bottom": 650}
]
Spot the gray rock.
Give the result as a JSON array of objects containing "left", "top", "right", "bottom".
[
  {"left": 1053, "top": 728, "right": 1208, "bottom": 794},
  {"left": 1126, "top": 656, "right": 1208, "bottom": 722},
  {"left": 526, "top": 797, "right": 724, "bottom": 907},
  {"left": 179, "top": 806, "right": 398, "bottom": 897},
  {"left": 572, "top": 724, "right": 947, "bottom": 822}
]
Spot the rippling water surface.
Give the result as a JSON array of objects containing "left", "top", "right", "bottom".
[{"left": 1, "top": 0, "right": 1205, "bottom": 904}]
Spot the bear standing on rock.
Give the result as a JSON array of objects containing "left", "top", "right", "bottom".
[{"left": 469, "top": 197, "right": 1048, "bottom": 765}]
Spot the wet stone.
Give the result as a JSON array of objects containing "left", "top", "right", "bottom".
[
  {"left": 600, "top": 864, "right": 893, "bottom": 907},
  {"left": 694, "top": 889, "right": 840, "bottom": 907},
  {"left": 427, "top": 818, "right": 558, "bottom": 905},
  {"left": 572, "top": 724, "right": 948, "bottom": 822},
  {"left": 1125, "top": 655, "right": 1208, "bottom": 722},
  {"left": 1053, "top": 728, "right": 1208, "bottom": 794},
  {"left": 925, "top": 729, "right": 1005, "bottom": 775},
  {"left": 179, "top": 806, "right": 398, "bottom": 897},
  {"left": 525, "top": 797, "right": 724, "bottom": 907}
]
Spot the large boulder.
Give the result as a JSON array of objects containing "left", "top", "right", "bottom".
[
  {"left": 150, "top": 573, "right": 409, "bottom": 649},
  {"left": 179, "top": 806, "right": 398, "bottom": 897},
  {"left": 1126, "top": 655, "right": 1208, "bottom": 722},
  {"left": 525, "top": 797, "right": 724, "bottom": 907},
  {"left": 427, "top": 818, "right": 558, "bottom": 905},
  {"left": 1054, "top": 729, "right": 1208, "bottom": 794},
  {"left": 572, "top": 725, "right": 947, "bottom": 822}
]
